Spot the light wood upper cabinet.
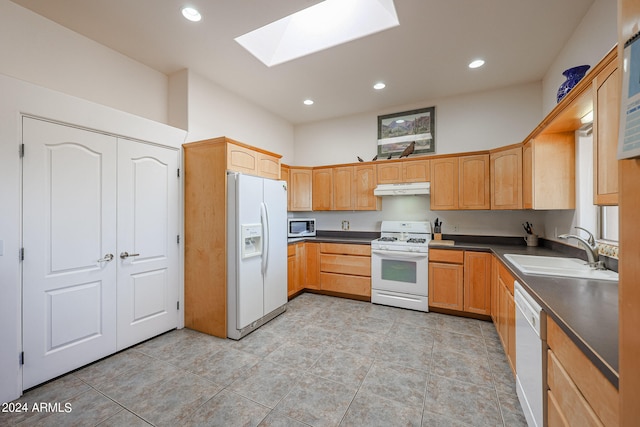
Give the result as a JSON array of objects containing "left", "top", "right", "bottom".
[
  {"left": 376, "top": 158, "right": 430, "bottom": 184},
  {"left": 333, "top": 166, "right": 355, "bottom": 210},
  {"left": 290, "top": 167, "right": 313, "bottom": 211},
  {"left": 459, "top": 154, "right": 490, "bottom": 210},
  {"left": 403, "top": 159, "right": 431, "bottom": 182},
  {"left": 377, "top": 162, "right": 403, "bottom": 184},
  {"left": 354, "top": 164, "right": 381, "bottom": 211},
  {"left": 491, "top": 146, "right": 523, "bottom": 210},
  {"left": 523, "top": 133, "right": 575, "bottom": 210},
  {"left": 312, "top": 167, "right": 333, "bottom": 210},
  {"left": 430, "top": 157, "right": 459, "bottom": 210},
  {"left": 593, "top": 59, "right": 619, "bottom": 206},
  {"left": 226, "top": 140, "right": 281, "bottom": 179},
  {"left": 431, "top": 155, "right": 489, "bottom": 210}
]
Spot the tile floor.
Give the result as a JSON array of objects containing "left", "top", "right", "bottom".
[{"left": 1, "top": 293, "right": 527, "bottom": 426}]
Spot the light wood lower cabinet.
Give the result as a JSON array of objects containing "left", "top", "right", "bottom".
[
  {"left": 493, "top": 258, "right": 516, "bottom": 374},
  {"left": 547, "top": 317, "right": 619, "bottom": 427},
  {"left": 428, "top": 249, "right": 464, "bottom": 310},
  {"left": 305, "top": 242, "right": 320, "bottom": 290},
  {"left": 287, "top": 243, "right": 305, "bottom": 297},
  {"left": 319, "top": 243, "right": 371, "bottom": 298},
  {"left": 428, "top": 249, "right": 491, "bottom": 314}
]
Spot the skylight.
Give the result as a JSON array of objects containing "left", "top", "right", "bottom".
[{"left": 235, "top": 0, "right": 399, "bottom": 67}]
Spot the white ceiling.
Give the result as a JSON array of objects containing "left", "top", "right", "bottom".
[{"left": 11, "top": 0, "right": 595, "bottom": 125}]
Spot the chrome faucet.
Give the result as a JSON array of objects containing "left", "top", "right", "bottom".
[{"left": 558, "top": 226, "right": 604, "bottom": 269}]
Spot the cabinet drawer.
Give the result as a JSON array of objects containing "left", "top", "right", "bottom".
[
  {"left": 320, "top": 272, "right": 371, "bottom": 297},
  {"left": 320, "top": 243, "right": 371, "bottom": 256},
  {"left": 428, "top": 249, "right": 464, "bottom": 264},
  {"left": 497, "top": 261, "right": 515, "bottom": 295},
  {"left": 548, "top": 350, "right": 603, "bottom": 427},
  {"left": 320, "top": 254, "right": 370, "bottom": 277},
  {"left": 547, "top": 318, "right": 618, "bottom": 426}
]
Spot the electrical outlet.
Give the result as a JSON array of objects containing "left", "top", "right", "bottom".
[
  {"left": 451, "top": 225, "right": 458, "bottom": 232},
  {"left": 341, "top": 220, "right": 350, "bottom": 231}
]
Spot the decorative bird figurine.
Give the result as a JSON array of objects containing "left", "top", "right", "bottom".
[
  {"left": 357, "top": 156, "right": 364, "bottom": 162},
  {"left": 371, "top": 154, "right": 378, "bottom": 161},
  {"left": 387, "top": 153, "right": 393, "bottom": 159},
  {"left": 399, "top": 141, "right": 416, "bottom": 158}
]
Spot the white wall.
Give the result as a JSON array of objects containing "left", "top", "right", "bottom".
[
  {"left": 294, "top": 82, "right": 542, "bottom": 166},
  {"left": 185, "top": 71, "right": 295, "bottom": 163},
  {"left": 0, "top": 73, "right": 186, "bottom": 404},
  {"left": 541, "top": 0, "right": 618, "bottom": 115},
  {"left": 0, "top": 0, "right": 169, "bottom": 124}
]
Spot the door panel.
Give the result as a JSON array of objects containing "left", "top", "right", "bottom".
[
  {"left": 116, "top": 140, "right": 179, "bottom": 350},
  {"left": 22, "top": 117, "right": 117, "bottom": 389},
  {"left": 263, "top": 178, "right": 287, "bottom": 315}
]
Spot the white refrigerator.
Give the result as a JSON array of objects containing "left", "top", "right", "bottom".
[{"left": 227, "top": 172, "right": 288, "bottom": 339}]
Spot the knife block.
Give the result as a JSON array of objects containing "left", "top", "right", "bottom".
[{"left": 434, "top": 233, "right": 442, "bottom": 240}]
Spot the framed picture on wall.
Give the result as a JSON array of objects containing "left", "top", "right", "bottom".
[{"left": 377, "top": 106, "right": 435, "bottom": 158}]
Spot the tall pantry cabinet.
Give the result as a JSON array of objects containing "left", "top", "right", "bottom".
[{"left": 183, "top": 137, "right": 282, "bottom": 338}]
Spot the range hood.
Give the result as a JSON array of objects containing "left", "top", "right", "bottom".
[{"left": 373, "top": 182, "right": 430, "bottom": 196}]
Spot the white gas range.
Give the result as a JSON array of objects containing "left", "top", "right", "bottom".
[{"left": 371, "top": 221, "right": 431, "bottom": 312}]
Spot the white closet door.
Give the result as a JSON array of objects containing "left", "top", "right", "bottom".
[
  {"left": 116, "top": 140, "right": 179, "bottom": 350},
  {"left": 22, "top": 117, "right": 117, "bottom": 389}
]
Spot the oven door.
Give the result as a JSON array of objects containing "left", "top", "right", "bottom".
[{"left": 371, "top": 249, "right": 428, "bottom": 296}]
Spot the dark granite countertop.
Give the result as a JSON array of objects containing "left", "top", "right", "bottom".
[
  {"left": 288, "top": 230, "right": 378, "bottom": 246},
  {"left": 429, "top": 239, "right": 619, "bottom": 389}
]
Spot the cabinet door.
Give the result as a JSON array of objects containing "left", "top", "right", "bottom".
[
  {"left": 281, "top": 166, "right": 291, "bottom": 210},
  {"left": 258, "top": 153, "right": 281, "bottom": 179},
  {"left": 403, "top": 159, "right": 430, "bottom": 182},
  {"left": 491, "top": 146, "right": 523, "bottom": 210},
  {"left": 227, "top": 143, "right": 258, "bottom": 175},
  {"left": 377, "top": 162, "right": 403, "bottom": 184},
  {"left": 290, "top": 168, "right": 313, "bottom": 211},
  {"left": 354, "top": 164, "right": 380, "bottom": 210},
  {"left": 459, "top": 154, "right": 490, "bottom": 209},
  {"left": 507, "top": 288, "right": 516, "bottom": 373},
  {"left": 333, "top": 166, "right": 354, "bottom": 210},
  {"left": 463, "top": 252, "right": 492, "bottom": 315},
  {"left": 287, "top": 253, "right": 296, "bottom": 297},
  {"left": 593, "top": 60, "right": 619, "bottom": 205},
  {"left": 312, "top": 168, "right": 333, "bottom": 210},
  {"left": 490, "top": 256, "right": 499, "bottom": 323},
  {"left": 524, "top": 134, "right": 575, "bottom": 210},
  {"left": 428, "top": 262, "right": 464, "bottom": 310},
  {"left": 305, "top": 242, "right": 320, "bottom": 290},
  {"left": 430, "top": 157, "right": 459, "bottom": 210},
  {"left": 523, "top": 141, "right": 533, "bottom": 209},
  {"left": 294, "top": 243, "right": 305, "bottom": 292}
]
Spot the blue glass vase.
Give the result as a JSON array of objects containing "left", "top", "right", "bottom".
[{"left": 556, "top": 65, "right": 590, "bottom": 103}]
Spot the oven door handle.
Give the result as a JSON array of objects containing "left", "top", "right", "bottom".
[{"left": 371, "top": 249, "right": 429, "bottom": 259}]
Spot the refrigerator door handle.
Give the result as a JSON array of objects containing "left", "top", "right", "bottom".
[{"left": 260, "top": 202, "right": 269, "bottom": 275}]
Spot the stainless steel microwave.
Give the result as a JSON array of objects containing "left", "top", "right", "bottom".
[{"left": 288, "top": 218, "right": 316, "bottom": 238}]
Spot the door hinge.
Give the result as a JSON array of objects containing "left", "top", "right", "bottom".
[
  {"left": 19, "top": 248, "right": 24, "bottom": 261},
  {"left": 19, "top": 351, "right": 24, "bottom": 365},
  {"left": 177, "top": 235, "right": 180, "bottom": 244},
  {"left": 19, "top": 144, "right": 24, "bottom": 158},
  {"left": 176, "top": 301, "right": 180, "bottom": 310},
  {"left": 177, "top": 168, "right": 180, "bottom": 178}
]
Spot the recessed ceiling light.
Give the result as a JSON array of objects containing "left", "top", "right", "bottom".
[
  {"left": 181, "top": 7, "right": 202, "bottom": 22},
  {"left": 303, "top": 99, "right": 314, "bottom": 106},
  {"left": 469, "top": 59, "right": 485, "bottom": 69},
  {"left": 235, "top": 0, "right": 399, "bottom": 67},
  {"left": 373, "top": 82, "right": 386, "bottom": 90}
]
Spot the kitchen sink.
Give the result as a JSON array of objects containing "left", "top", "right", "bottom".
[{"left": 504, "top": 254, "right": 619, "bottom": 282}]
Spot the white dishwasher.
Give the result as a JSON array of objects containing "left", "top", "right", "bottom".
[{"left": 514, "top": 281, "right": 545, "bottom": 427}]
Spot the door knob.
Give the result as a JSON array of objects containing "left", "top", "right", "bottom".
[
  {"left": 120, "top": 251, "right": 140, "bottom": 259},
  {"left": 97, "top": 253, "right": 114, "bottom": 262}
]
